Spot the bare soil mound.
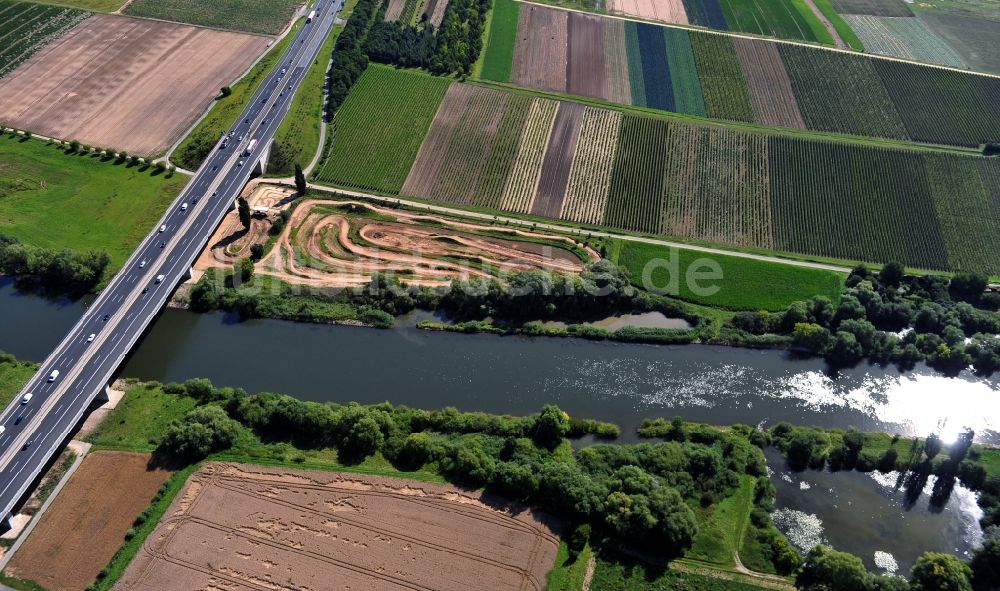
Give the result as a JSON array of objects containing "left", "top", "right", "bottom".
[
  {"left": 115, "top": 462, "right": 561, "bottom": 591},
  {"left": 196, "top": 185, "right": 599, "bottom": 288}
]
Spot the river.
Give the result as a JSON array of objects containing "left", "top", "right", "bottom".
[
  {"left": 2, "top": 280, "right": 998, "bottom": 445},
  {"left": 1, "top": 280, "right": 993, "bottom": 571}
]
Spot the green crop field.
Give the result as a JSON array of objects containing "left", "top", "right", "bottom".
[
  {"left": 0, "top": 0, "right": 89, "bottom": 78},
  {"left": 314, "top": 65, "right": 450, "bottom": 194},
  {"left": 479, "top": 0, "right": 518, "bottom": 82},
  {"left": 318, "top": 67, "right": 1000, "bottom": 274},
  {"left": 811, "top": 0, "right": 864, "bottom": 49},
  {"left": 0, "top": 136, "right": 188, "bottom": 273},
  {"left": 616, "top": 241, "right": 844, "bottom": 310},
  {"left": 268, "top": 25, "right": 341, "bottom": 177},
  {"left": 872, "top": 59, "right": 1000, "bottom": 147},
  {"left": 689, "top": 32, "right": 755, "bottom": 122},
  {"left": 605, "top": 116, "right": 668, "bottom": 234},
  {"left": 720, "top": 0, "right": 829, "bottom": 44},
  {"left": 28, "top": 0, "right": 122, "bottom": 11},
  {"left": 483, "top": 4, "right": 1000, "bottom": 148},
  {"left": 173, "top": 19, "right": 302, "bottom": 171},
  {"left": 124, "top": 0, "right": 299, "bottom": 35},
  {"left": 778, "top": 44, "right": 908, "bottom": 139}
]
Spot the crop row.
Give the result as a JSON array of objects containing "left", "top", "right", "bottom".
[
  {"left": 0, "top": 1, "right": 89, "bottom": 78},
  {"left": 491, "top": 3, "right": 1000, "bottom": 147},
  {"left": 314, "top": 65, "right": 450, "bottom": 194},
  {"left": 326, "top": 66, "right": 1000, "bottom": 272}
]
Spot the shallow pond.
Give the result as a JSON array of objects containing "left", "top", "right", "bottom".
[{"left": 766, "top": 448, "right": 982, "bottom": 575}]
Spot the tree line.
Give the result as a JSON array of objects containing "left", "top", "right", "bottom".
[
  {"left": 150, "top": 379, "right": 767, "bottom": 560},
  {"left": 364, "top": 0, "right": 490, "bottom": 75},
  {"left": 0, "top": 234, "right": 109, "bottom": 294},
  {"left": 728, "top": 263, "right": 1000, "bottom": 375}
]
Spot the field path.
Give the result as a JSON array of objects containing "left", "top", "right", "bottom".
[
  {"left": 801, "top": 0, "right": 846, "bottom": 48},
  {"left": 296, "top": 181, "right": 852, "bottom": 273}
]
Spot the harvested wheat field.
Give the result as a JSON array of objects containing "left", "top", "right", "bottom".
[
  {"left": 607, "top": 0, "right": 688, "bottom": 24},
  {"left": 5, "top": 452, "right": 171, "bottom": 591},
  {"left": 0, "top": 15, "right": 268, "bottom": 156},
  {"left": 252, "top": 195, "right": 596, "bottom": 288},
  {"left": 115, "top": 463, "right": 561, "bottom": 591}
]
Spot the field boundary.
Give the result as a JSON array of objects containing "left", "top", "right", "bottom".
[
  {"left": 293, "top": 180, "right": 852, "bottom": 273},
  {"left": 163, "top": 9, "right": 307, "bottom": 170},
  {"left": 468, "top": 78, "right": 982, "bottom": 157},
  {"left": 514, "top": 0, "right": 1000, "bottom": 79},
  {"left": 0, "top": 441, "right": 91, "bottom": 572}
]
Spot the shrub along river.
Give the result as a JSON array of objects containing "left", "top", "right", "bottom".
[{"left": 1, "top": 277, "right": 994, "bottom": 572}]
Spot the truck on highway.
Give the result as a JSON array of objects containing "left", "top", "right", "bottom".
[
  {"left": 307, "top": 9, "right": 316, "bottom": 21},
  {"left": 244, "top": 138, "right": 258, "bottom": 156}
]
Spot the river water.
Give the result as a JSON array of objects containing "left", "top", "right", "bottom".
[{"left": 1, "top": 280, "right": 993, "bottom": 567}]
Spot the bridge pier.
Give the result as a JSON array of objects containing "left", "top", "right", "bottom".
[
  {"left": 254, "top": 139, "right": 272, "bottom": 177},
  {"left": 94, "top": 384, "right": 111, "bottom": 406},
  {"left": 2, "top": 511, "right": 14, "bottom": 533}
]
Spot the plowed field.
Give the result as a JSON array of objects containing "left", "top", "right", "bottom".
[
  {"left": 5, "top": 452, "right": 170, "bottom": 591},
  {"left": 0, "top": 15, "right": 268, "bottom": 156},
  {"left": 115, "top": 463, "right": 560, "bottom": 591}
]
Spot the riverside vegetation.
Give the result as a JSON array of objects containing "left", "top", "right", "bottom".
[{"left": 61, "top": 373, "right": 998, "bottom": 591}]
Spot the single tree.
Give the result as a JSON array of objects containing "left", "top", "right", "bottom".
[
  {"left": 796, "top": 545, "right": 869, "bottom": 591},
  {"left": 238, "top": 196, "right": 251, "bottom": 232},
  {"left": 219, "top": 86, "right": 232, "bottom": 98},
  {"left": 910, "top": 552, "right": 973, "bottom": 591},
  {"left": 294, "top": 163, "right": 307, "bottom": 195},
  {"left": 236, "top": 257, "right": 254, "bottom": 284}
]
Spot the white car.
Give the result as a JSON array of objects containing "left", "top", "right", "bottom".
[
  {"left": 159, "top": 225, "right": 166, "bottom": 233},
  {"left": 20, "top": 393, "right": 31, "bottom": 405},
  {"left": 181, "top": 203, "right": 188, "bottom": 212},
  {"left": 87, "top": 333, "right": 95, "bottom": 343},
  {"left": 237, "top": 161, "right": 244, "bottom": 167},
  {"left": 48, "top": 370, "right": 59, "bottom": 382},
  {"left": 156, "top": 274, "right": 165, "bottom": 284},
  {"left": 139, "top": 260, "right": 146, "bottom": 268}
]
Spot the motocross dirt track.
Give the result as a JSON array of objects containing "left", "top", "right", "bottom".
[{"left": 114, "top": 463, "right": 561, "bottom": 591}]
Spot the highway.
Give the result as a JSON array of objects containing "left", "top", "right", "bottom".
[{"left": 0, "top": 0, "right": 342, "bottom": 521}]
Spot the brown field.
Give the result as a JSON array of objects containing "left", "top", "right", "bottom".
[
  {"left": 115, "top": 463, "right": 561, "bottom": 591},
  {"left": 426, "top": 0, "right": 450, "bottom": 26},
  {"left": 512, "top": 4, "right": 568, "bottom": 94},
  {"left": 607, "top": 0, "right": 688, "bottom": 24},
  {"left": 384, "top": 0, "right": 407, "bottom": 21},
  {"left": 605, "top": 20, "right": 633, "bottom": 104},
  {"left": 733, "top": 38, "right": 806, "bottom": 129},
  {"left": 427, "top": 86, "right": 509, "bottom": 204},
  {"left": 253, "top": 196, "right": 595, "bottom": 288},
  {"left": 0, "top": 15, "right": 268, "bottom": 156},
  {"left": 402, "top": 84, "right": 478, "bottom": 198},
  {"left": 567, "top": 12, "right": 608, "bottom": 99},
  {"left": 561, "top": 107, "right": 621, "bottom": 225},
  {"left": 532, "top": 102, "right": 585, "bottom": 218},
  {"left": 5, "top": 452, "right": 171, "bottom": 591}
]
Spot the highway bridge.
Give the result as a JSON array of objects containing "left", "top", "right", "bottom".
[{"left": 0, "top": 0, "right": 342, "bottom": 524}]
